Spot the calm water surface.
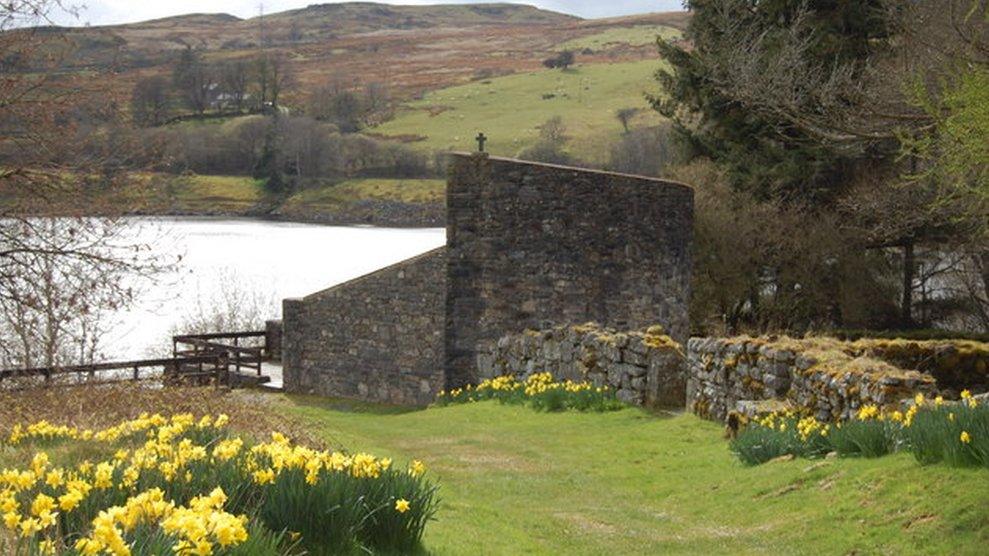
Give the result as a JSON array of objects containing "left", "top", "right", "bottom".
[{"left": 111, "top": 217, "right": 446, "bottom": 359}]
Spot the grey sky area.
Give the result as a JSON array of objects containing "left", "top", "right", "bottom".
[{"left": 53, "top": 1, "right": 685, "bottom": 27}]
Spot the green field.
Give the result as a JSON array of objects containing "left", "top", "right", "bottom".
[
  {"left": 560, "top": 25, "right": 682, "bottom": 51},
  {"left": 167, "top": 174, "right": 266, "bottom": 212},
  {"left": 0, "top": 173, "right": 444, "bottom": 219},
  {"left": 372, "top": 60, "right": 667, "bottom": 164},
  {"left": 282, "top": 178, "right": 446, "bottom": 209},
  {"left": 278, "top": 398, "right": 989, "bottom": 555},
  {"left": 153, "top": 175, "right": 444, "bottom": 216}
]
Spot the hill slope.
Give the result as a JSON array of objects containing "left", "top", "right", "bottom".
[
  {"left": 264, "top": 2, "right": 577, "bottom": 32},
  {"left": 47, "top": 2, "right": 577, "bottom": 62},
  {"left": 30, "top": 3, "right": 684, "bottom": 102},
  {"left": 373, "top": 59, "right": 667, "bottom": 162}
]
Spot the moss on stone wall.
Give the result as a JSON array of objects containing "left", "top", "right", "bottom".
[
  {"left": 685, "top": 335, "right": 978, "bottom": 423},
  {"left": 479, "top": 323, "right": 685, "bottom": 408}
]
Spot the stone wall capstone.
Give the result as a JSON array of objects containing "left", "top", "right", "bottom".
[
  {"left": 281, "top": 248, "right": 446, "bottom": 406},
  {"left": 445, "top": 154, "right": 694, "bottom": 390},
  {"left": 478, "top": 323, "right": 686, "bottom": 407}
]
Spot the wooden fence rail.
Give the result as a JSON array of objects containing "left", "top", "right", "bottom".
[
  {"left": 172, "top": 331, "right": 267, "bottom": 342},
  {"left": 0, "top": 355, "right": 227, "bottom": 385},
  {"left": 0, "top": 329, "right": 273, "bottom": 389},
  {"left": 172, "top": 331, "right": 268, "bottom": 377}
]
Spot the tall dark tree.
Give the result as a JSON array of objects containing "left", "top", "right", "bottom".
[
  {"left": 307, "top": 80, "right": 386, "bottom": 133},
  {"left": 654, "top": 0, "right": 895, "bottom": 202},
  {"left": 253, "top": 55, "right": 292, "bottom": 110},
  {"left": 172, "top": 47, "right": 216, "bottom": 114},
  {"left": 253, "top": 119, "right": 286, "bottom": 193},
  {"left": 130, "top": 75, "right": 171, "bottom": 127},
  {"left": 657, "top": 0, "right": 988, "bottom": 329}
]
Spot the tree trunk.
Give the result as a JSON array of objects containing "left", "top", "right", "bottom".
[
  {"left": 979, "top": 250, "right": 989, "bottom": 300},
  {"left": 972, "top": 251, "right": 989, "bottom": 331},
  {"left": 901, "top": 242, "right": 916, "bottom": 328}
]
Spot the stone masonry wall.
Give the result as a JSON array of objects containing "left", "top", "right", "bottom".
[
  {"left": 687, "top": 337, "right": 939, "bottom": 423},
  {"left": 478, "top": 323, "right": 686, "bottom": 407},
  {"left": 282, "top": 248, "right": 446, "bottom": 406},
  {"left": 843, "top": 339, "right": 989, "bottom": 393},
  {"left": 265, "top": 319, "right": 283, "bottom": 361},
  {"left": 446, "top": 154, "right": 694, "bottom": 390}
]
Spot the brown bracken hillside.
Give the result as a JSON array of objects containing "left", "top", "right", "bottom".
[{"left": 25, "top": 3, "right": 689, "bottom": 101}]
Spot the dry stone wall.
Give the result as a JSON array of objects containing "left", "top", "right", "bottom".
[
  {"left": 282, "top": 248, "right": 446, "bottom": 406},
  {"left": 844, "top": 339, "right": 989, "bottom": 393},
  {"left": 446, "top": 154, "right": 694, "bottom": 390},
  {"left": 687, "top": 337, "right": 945, "bottom": 423},
  {"left": 478, "top": 323, "right": 686, "bottom": 407}
]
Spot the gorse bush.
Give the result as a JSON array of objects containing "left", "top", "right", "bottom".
[
  {"left": 0, "top": 414, "right": 438, "bottom": 555},
  {"left": 731, "top": 392, "right": 989, "bottom": 468},
  {"left": 435, "top": 373, "right": 625, "bottom": 412}
]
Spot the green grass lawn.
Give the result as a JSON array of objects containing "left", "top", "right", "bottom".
[
  {"left": 168, "top": 174, "right": 266, "bottom": 211},
  {"left": 0, "top": 172, "right": 267, "bottom": 214},
  {"left": 282, "top": 178, "right": 446, "bottom": 210},
  {"left": 157, "top": 175, "right": 444, "bottom": 216},
  {"left": 371, "top": 60, "right": 667, "bottom": 164},
  {"left": 276, "top": 398, "right": 989, "bottom": 555},
  {"left": 559, "top": 25, "right": 682, "bottom": 51}
]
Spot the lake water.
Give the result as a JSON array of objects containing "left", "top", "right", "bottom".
[{"left": 110, "top": 217, "right": 446, "bottom": 359}]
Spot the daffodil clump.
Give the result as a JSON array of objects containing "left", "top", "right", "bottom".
[
  {"left": 731, "top": 391, "right": 989, "bottom": 467},
  {"left": 0, "top": 413, "right": 438, "bottom": 555},
  {"left": 435, "top": 372, "right": 625, "bottom": 412}
]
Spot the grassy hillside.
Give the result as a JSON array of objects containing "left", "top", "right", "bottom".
[
  {"left": 282, "top": 178, "right": 446, "bottom": 209},
  {"left": 372, "top": 60, "right": 667, "bottom": 163},
  {"left": 278, "top": 399, "right": 989, "bottom": 555},
  {"left": 159, "top": 175, "right": 444, "bottom": 218},
  {"left": 559, "top": 24, "right": 682, "bottom": 51},
  {"left": 166, "top": 174, "right": 265, "bottom": 212},
  {"left": 274, "top": 178, "right": 446, "bottom": 225},
  {"left": 0, "top": 173, "right": 442, "bottom": 223}
]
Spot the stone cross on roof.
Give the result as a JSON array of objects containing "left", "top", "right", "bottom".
[{"left": 476, "top": 132, "right": 487, "bottom": 153}]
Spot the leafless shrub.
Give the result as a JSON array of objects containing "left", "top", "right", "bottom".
[
  {"left": 173, "top": 270, "right": 279, "bottom": 335},
  {"left": 0, "top": 218, "right": 172, "bottom": 369},
  {"left": 517, "top": 117, "right": 573, "bottom": 165},
  {"left": 0, "top": 2, "right": 172, "bottom": 371},
  {"left": 615, "top": 107, "right": 639, "bottom": 134},
  {"left": 131, "top": 75, "right": 172, "bottom": 127},
  {"left": 607, "top": 124, "right": 680, "bottom": 178},
  {"left": 676, "top": 159, "right": 899, "bottom": 335},
  {"left": 138, "top": 270, "right": 279, "bottom": 359}
]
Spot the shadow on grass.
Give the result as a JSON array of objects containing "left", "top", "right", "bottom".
[
  {"left": 638, "top": 407, "right": 684, "bottom": 420},
  {"left": 282, "top": 393, "right": 427, "bottom": 416},
  {"left": 280, "top": 393, "right": 685, "bottom": 422}
]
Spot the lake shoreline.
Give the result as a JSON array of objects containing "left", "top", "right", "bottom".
[
  {"left": 1, "top": 175, "right": 447, "bottom": 228},
  {"left": 123, "top": 207, "right": 446, "bottom": 229}
]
